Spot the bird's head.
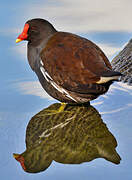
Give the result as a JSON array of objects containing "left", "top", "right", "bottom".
[
  {"left": 13, "top": 153, "right": 27, "bottom": 171},
  {"left": 16, "top": 18, "right": 57, "bottom": 45},
  {"left": 13, "top": 150, "right": 52, "bottom": 173}
]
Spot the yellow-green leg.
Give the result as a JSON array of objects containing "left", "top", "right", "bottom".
[
  {"left": 58, "top": 102, "right": 67, "bottom": 112},
  {"left": 45, "top": 102, "right": 68, "bottom": 115}
]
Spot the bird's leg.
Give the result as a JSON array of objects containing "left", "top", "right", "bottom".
[
  {"left": 58, "top": 102, "right": 67, "bottom": 112},
  {"left": 45, "top": 102, "right": 69, "bottom": 115}
]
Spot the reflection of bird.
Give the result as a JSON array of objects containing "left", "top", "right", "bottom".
[
  {"left": 16, "top": 19, "right": 121, "bottom": 111},
  {"left": 13, "top": 103, "right": 121, "bottom": 173}
]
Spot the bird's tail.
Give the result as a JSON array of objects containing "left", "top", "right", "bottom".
[{"left": 97, "top": 144, "right": 121, "bottom": 165}]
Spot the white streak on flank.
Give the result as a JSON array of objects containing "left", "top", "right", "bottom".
[
  {"left": 45, "top": 71, "right": 53, "bottom": 80},
  {"left": 50, "top": 80, "right": 77, "bottom": 102},
  {"left": 40, "top": 60, "right": 44, "bottom": 66},
  {"left": 96, "top": 76, "right": 120, "bottom": 84},
  {"left": 40, "top": 67, "right": 50, "bottom": 82},
  {"left": 40, "top": 66, "right": 77, "bottom": 102},
  {"left": 39, "top": 115, "right": 76, "bottom": 138},
  {"left": 39, "top": 129, "right": 51, "bottom": 138},
  {"left": 40, "top": 66, "right": 53, "bottom": 81}
]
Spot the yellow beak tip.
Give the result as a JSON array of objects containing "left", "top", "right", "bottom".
[
  {"left": 13, "top": 153, "right": 20, "bottom": 159},
  {"left": 16, "top": 39, "right": 22, "bottom": 43}
]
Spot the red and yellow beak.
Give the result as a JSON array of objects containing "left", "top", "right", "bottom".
[
  {"left": 16, "top": 23, "right": 29, "bottom": 43},
  {"left": 13, "top": 153, "right": 20, "bottom": 160},
  {"left": 16, "top": 38, "right": 22, "bottom": 43},
  {"left": 13, "top": 153, "right": 26, "bottom": 171}
]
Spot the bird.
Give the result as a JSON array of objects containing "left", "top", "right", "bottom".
[
  {"left": 13, "top": 103, "right": 121, "bottom": 173},
  {"left": 16, "top": 18, "right": 122, "bottom": 111}
]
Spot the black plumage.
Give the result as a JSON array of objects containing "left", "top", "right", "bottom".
[{"left": 16, "top": 18, "right": 122, "bottom": 103}]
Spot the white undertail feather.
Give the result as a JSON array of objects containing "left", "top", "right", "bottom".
[{"left": 96, "top": 76, "right": 120, "bottom": 84}]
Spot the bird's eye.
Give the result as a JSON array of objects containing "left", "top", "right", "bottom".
[
  {"left": 31, "top": 29, "right": 38, "bottom": 33},
  {"left": 30, "top": 27, "right": 38, "bottom": 33}
]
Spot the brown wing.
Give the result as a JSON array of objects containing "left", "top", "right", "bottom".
[{"left": 40, "top": 32, "right": 112, "bottom": 93}]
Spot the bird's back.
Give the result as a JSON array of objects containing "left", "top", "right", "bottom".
[{"left": 41, "top": 32, "right": 113, "bottom": 85}]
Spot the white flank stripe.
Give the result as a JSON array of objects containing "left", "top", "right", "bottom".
[
  {"left": 50, "top": 81, "right": 77, "bottom": 102},
  {"left": 40, "top": 60, "right": 44, "bottom": 66},
  {"left": 40, "top": 66, "right": 50, "bottom": 82},
  {"left": 40, "top": 66, "right": 77, "bottom": 102},
  {"left": 39, "top": 115, "right": 75, "bottom": 138}
]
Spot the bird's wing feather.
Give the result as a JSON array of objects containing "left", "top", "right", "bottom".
[{"left": 40, "top": 32, "right": 112, "bottom": 94}]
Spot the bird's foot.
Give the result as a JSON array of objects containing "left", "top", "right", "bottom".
[
  {"left": 58, "top": 102, "right": 67, "bottom": 112},
  {"left": 45, "top": 103, "right": 69, "bottom": 115}
]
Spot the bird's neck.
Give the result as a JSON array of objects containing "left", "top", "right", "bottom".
[
  {"left": 27, "top": 32, "right": 57, "bottom": 71},
  {"left": 28, "top": 29, "right": 57, "bottom": 48}
]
